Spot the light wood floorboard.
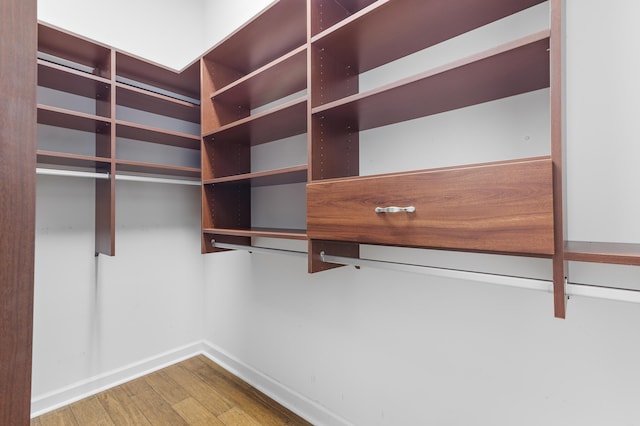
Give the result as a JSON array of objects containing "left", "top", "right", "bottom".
[{"left": 32, "top": 355, "right": 312, "bottom": 426}]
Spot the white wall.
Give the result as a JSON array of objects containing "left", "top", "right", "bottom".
[{"left": 34, "top": 1, "right": 640, "bottom": 425}]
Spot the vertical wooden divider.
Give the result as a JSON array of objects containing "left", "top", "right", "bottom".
[
  {"left": 550, "top": 0, "right": 566, "bottom": 318},
  {"left": 0, "top": 0, "right": 37, "bottom": 422},
  {"left": 95, "top": 49, "right": 116, "bottom": 256}
]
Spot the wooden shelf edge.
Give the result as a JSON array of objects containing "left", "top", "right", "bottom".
[
  {"left": 210, "top": 44, "right": 307, "bottom": 104},
  {"left": 38, "top": 58, "right": 111, "bottom": 85},
  {"left": 116, "top": 159, "right": 200, "bottom": 178},
  {"left": 203, "top": 96, "right": 308, "bottom": 139},
  {"left": 37, "top": 150, "right": 111, "bottom": 169},
  {"left": 203, "top": 165, "right": 308, "bottom": 186},
  {"left": 203, "top": 227, "right": 308, "bottom": 240},
  {"left": 564, "top": 241, "right": 640, "bottom": 266}
]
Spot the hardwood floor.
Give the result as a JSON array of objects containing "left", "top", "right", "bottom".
[{"left": 31, "top": 355, "right": 312, "bottom": 425}]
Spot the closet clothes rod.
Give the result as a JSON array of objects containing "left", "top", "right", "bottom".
[
  {"left": 211, "top": 242, "right": 640, "bottom": 306},
  {"left": 36, "top": 168, "right": 200, "bottom": 186}
]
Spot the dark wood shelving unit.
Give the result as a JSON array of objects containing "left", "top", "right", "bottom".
[
  {"left": 37, "top": 22, "right": 201, "bottom": 256},
  {"left": 200, "top": 0, "right": 309, "bottom": 251}
]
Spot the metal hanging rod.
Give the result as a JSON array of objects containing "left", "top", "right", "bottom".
[
  {"left": 36, "top": 168, "right": 200, "bottom": 186},
  {"left": 36, "top": 168, "right": 109, "bottom": 180},
  {"left": 115, "top": 174, "right": 200, "bottom": 186},
  {"left": 210, "top": 242, "right": 640, "bottom": 306}
]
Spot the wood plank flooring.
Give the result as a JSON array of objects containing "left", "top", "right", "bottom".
[{"left": 31, "top": 355, "right": 312, "bottom": 426}]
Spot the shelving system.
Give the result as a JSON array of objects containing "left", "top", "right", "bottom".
[
  {"left": 200, "top": 0, "right": 308, "bottom": 252},
  {"left": 37, "top": 22, "right": 201, "bottom": 256},
  {"left": 202, "top": 0, "right": 640, "bottom": 317}
]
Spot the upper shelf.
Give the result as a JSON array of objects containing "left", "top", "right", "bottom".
[
  {"left": 204, "top": 97, "right": 307, "bottom": 146},
  {"left": 116, "top": 52, "right": 200, "bottom": 101},
  {"left": 38, "top": 105, "right": 111, "bottom": 133},
  {"left": 116, "top": 83, "right": 200, "bottom": 124},
  {"left": 311, "top": 0, "right": 546, "bottom": 75},
  {"left": 38, "top": 60, "right": 111, "bottom": 101},
  {"left": 38, "top": 22, "right": 112, "bottom": 78},
  {"left": 210, "top": 45, "right": 307, "bottom": 111},
  {"left": 201, "top": 0, "right": 306, "bottom": 76},
  {"left": 312, "top": 31, "right": 550, "bottom": 132},
  {"left": 116, "top": 121, "right": 200, "bottom": 150}
]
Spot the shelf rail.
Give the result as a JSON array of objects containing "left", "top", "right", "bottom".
[
  {"left": 36, "top": 167, "right": 201, "bottom": 186},
  {"left": 212, "top": 241, "right": 640, "bottom": 306}
]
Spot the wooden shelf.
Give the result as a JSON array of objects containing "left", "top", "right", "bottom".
[
  {"left": 38, "top": 22, "right": 111, "bottom": 77},
  {"left": 37, "top": 104, "right": 111, "bottom": 133},
  {"left": 204, "top": 97, "right": 307, "bottom": 146},
  {"left": 312, "top": 32, "right": 550, "bottom": 131},
  {"left": 115, "top": 52, "right": 200, "bottom": 100},
  {"left": 203, "top": 227, "right": 308, "bottom": 240},
  {"left": 116, "top": 83, "right": 200, "bottom": 123},
  {"left": 116, "top": 121, "right": 200, "bottom": 150},
  {"left": 37, "top": 150, "right": 111, "bottom": 170},
  {"left": 311, "top": 0, "right": 545, "bottom": 75},
  {"left": 201, "top": 0, "right": 306, "bottom": 76},
  {"left": 38, "top": 59, "right": 111, "bottom": 100},
  {"left": 310, "top": 0, "right": 376, "bottom": 36},
  {"left": 564, "top": 241, "right": 640, "bottom": 266},
  {"left": 210, "top": 45, "right": 307, "bottom": 110},
  {"left": 115, "top": 160, "right": 200, "bottom": 178},
  {"left": 204, "top": 165, "right": 307, "bottom": 187}
]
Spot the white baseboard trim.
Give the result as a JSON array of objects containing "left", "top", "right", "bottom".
[
  {"left": 31, "top": 340, "right": 351, "bottom": 426},
  {"left": 201, "top": 340, "right": 353, "bottom": 426},
  {"left": 30, "top": 341, "right": 206, "bottom": 418}
]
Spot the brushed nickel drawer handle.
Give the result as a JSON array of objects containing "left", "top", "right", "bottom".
[{"left": 375, "top": 206, "right": 416, "bottom": 214}]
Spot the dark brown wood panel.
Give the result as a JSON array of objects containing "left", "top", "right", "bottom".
[
  {"left": 311, "top": 0, "right": 545, "bottom": 74},
  {"left": 310, "top": 43, "right": 359, "bottom": 107},
  {"left": 550, "top": 0, "right": 565, "bottom": 317},
  {"left": 313, "top": 32, "right": 550, "bottom": 132},
  {"left": 308, "top": 240, "right": 360, "bottom": 273},
  {"left": 1, "top": 0, "right": 36, "bottom": 423},
  {"left": 310, "top": 113, "right": 359, "bottom": 180},
  {"left": 202, "top": 184, "right": 251, "bottom": 230},
  {"left": 307, "top": 157, "right": 555, "bottom": 256},
  {"left": 202, "top": 136, "right": 250, "bottom": 180}
]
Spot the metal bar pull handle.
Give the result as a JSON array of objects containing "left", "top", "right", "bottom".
[{"left": 375, "top": 205, "right": 416, "bottom": 214}]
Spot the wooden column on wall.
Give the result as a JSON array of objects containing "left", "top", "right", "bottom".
[{"left": 0, "top": 0, "right": 37, "bottom": 423}]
